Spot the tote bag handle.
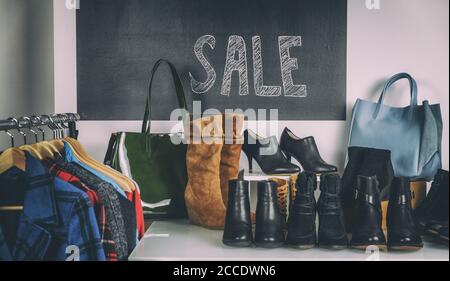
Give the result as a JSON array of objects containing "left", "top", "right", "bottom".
[
  {"left": 141, "top": 59, "right": 189, "bottom": 134},
  {"left": 373, "top": 73, "right": 418, "bottom": 119}
]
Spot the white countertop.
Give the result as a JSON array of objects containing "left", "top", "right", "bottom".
[{"left": 129, "top": 220, "right": 449, "bottom": 261}]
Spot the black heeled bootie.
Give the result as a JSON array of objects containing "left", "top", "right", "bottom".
[
  {"left": 414, "top": 169, "right": 449, "bottom": 244},
  {"left": 286, "top": 172, "right": 317, "bottom": 249},
  {"left": 243, "top": 130, "right": 300, "bottom": 175},
  {"left": 318, "top": 174, "right": 348, "bottom": 249},
  {"left": 350, "top": 175, "right": 387, "bottom": 251},
  {"left": 387, "top": 177, "right": 423, "bottom": 251},
  {"left": 280, "top": 128, "right": 337, "bottom": 174},
  {"left": 223, "top": 180, "right": 253, "bottom": 247},
  {"left": 255, "top": 181, "right": 286, "bottom": 248},
  {"left": 414, "top": 169, "right": 449, "bottom": 229}
]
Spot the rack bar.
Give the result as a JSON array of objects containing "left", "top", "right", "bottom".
[{"left": 0, "top": 113, "right": 81, "bottom": 135}]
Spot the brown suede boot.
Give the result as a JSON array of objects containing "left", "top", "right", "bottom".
[
  {"left": 185, "top": 115, "right": 226, "bottom": 229},
  {"left": 220, "top": 113, "right": 244, "bottom": 206}
]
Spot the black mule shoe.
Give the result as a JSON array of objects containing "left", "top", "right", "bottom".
[
  {"left": 317, "top": 174, "right": 348, "bottom": 250},
  {"left": 223, "top": 179, "right": 253, "bottom": 247},
  {"left": 280, "top": 128, "right": 337, "bottom": 174},
  {"left": 387, "top": 177, "right": 423, "bottom": 251},
  {"left": 243, "top": 130, "right": 300, "bottom": 175},
  {"left": 286, "top": 172, "right": 317, "bottom": 249},
  {"left": 350, "top": 175, "right": 387, "bottom": 251},
  {"left": 255, "top": 181, "right": 286, "bottom": 248}
]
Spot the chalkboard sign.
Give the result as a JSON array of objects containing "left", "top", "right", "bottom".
[{"left": 77, "top": 0, "right": 347, "bottom": 120}]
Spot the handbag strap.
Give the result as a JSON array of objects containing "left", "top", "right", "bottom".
[
  {"left": 142, "top": 59, "right": 189, "bottom": 134},
  {"left": 373, "top": 73, "right": 418, "bottom": 119}
]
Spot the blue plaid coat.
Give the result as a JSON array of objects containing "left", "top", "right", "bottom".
[{"left": 0, "top": 152, "right": 105, "bottom": 261}]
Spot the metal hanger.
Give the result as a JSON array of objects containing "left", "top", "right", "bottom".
[
  {"left": 5, "top": 129, "right": 15, "bottom": 148},
  {"left": 44, "top": 115, "right": 58, "bottom": 140},
  {"left": 31, "top": 116, "right": 46, "bottom": 141},
  {"left": 8, "top": 118, "right": 27, "bottom": 145},
  {"left": 20, "top": 116, "right": 39, "bottom": 143}
]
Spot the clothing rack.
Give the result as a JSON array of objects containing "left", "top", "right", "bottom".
[{"left": 0, "top": 113, "right": 80, "bottom": 140}]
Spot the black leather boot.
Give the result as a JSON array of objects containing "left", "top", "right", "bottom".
[
  {"left": 415, "top": 170, "right": 448, "bottom": 222},
  {"left": 243, "top": 130, "right": 300, "bottom": 175},
  {"left": 286, "top": 172, "right": 317, "bottom": 249},
  {"left": 350, "top": 175, "right": 387, "bottom": 251},
  {"left": 414, "top": 170, "right": 449, "bottom": 245},
  {"left": 342, "top": 147, "right": 394, "bottom": 233},
  {"left": 415, "top": 170, "right": 449, "bottom": 229},
  {"left": 223, "top": 180, "right": 253, "bottom": 247},
  {"left": 280, "top": 128, "right": 337, "bottom": 174},
  {"left": 317, "top": 174, "right": 348, "bottom": 249},
  {"left": 387, "top": 177, "right": 423, "bottom": 251},
  {"left": 255, "top": 181, "right": 286, "bottom": 248}
]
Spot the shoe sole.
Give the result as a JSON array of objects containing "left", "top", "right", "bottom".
[
  {"left": 286, "top": 243, "right": 316, "bottom": 250},
  {"left": 388, "top": 245, "right": 424, "bottom": 251},
  {"left": 254, "top": 242, "right": 285, "bottom": 248},
  {"left": 223, "top": 241, "right": 253, "bottom": 248},
  {"left": 420, "top": 229, "right": 449, "bottom": 245},
  {"left": 319, "top": 244, "right": 348, "bottom": 250},
  {"left": 351, "top": 244, "right": 387, "bottom": 251}
]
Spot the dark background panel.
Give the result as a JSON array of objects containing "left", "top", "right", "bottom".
[{"left": 77, "top": 0, "right": 347, "bottom": 120}]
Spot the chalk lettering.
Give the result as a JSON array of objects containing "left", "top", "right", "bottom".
[
  {"left": 190, "top": 35, "right": 217, "bottom": 94},
  {"left": 252, "top": 36, "right": 282, "bottom": 97},
  {"left": 220, "top": 35, "right": 249, "bottom": 96},
  {"left": 279, "top": 36, "right": 307, "bottom": 97}
]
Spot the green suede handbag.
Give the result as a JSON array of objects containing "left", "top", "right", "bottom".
[{"left": 104, "top": 59, "right": 188, "bottom": 220}]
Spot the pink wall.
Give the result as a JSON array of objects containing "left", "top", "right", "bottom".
[{"left": 54, "top": 0, "right": 449, "bottom": 173}]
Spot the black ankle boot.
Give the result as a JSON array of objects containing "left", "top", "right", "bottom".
[
  {"left": 387, "top": 177, "right": 423, "bottom": 251},
  {"left": 223, "top": 180, "right": 253, "bottom": 247},
  {"left": 280, "top": 128, "right": 337, "bottom": 174},
  {"left": 286, "top": 172, "right": 317, "bottom": 249},
  {"left": 350, "top": 175, "right": 387, "bottom": 250},
  {"left": 415, "top": 170, "right": 449, "bottom": 244},
  {"left": 255, "top": 181, "right": 286, "bottom": 248},
  {"left": 317, "top": 174, "right": 348, "bottom": 249},
  {"left": 342, "top": 147, "right": 394, "bottom": 233},
  {"left": 414, "top": 170, "right": 449, "bottom": 228},
  {"left": 426, "top": 170, "right": 448, "bottom": 223},
  {"left": 243, "top": 130, "right": 300, "bottom": 175}
]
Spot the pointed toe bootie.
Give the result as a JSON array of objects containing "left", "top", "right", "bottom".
[
  {"left": 350, "top": 175, "right": 387, "bottom": 251},
  {"left": 220, "top": 114, "right": 244, "bottom": 206},
  {"left": 280, "top": 127, "right": 337, "bottom": 174},
  {"left": 286, "top": 172, "right": 317, "bottom": 249},
  {"left": 255, "top": 181, "right": 286, "bottom": 248},
  {"left": 318, "top": 174, "right": 348, "bottom": 249},
  {"left": 243, "top": 130, "right": 300, "bottom": 176},
  {"left": 387, "top": 177, "right": 423, "bottom": 251},
  {"left": 223, "top": 179, "right": 253, "bottom": 247},
  {"left": 185, "top": 115, "right": 226, "bottom": 229}
]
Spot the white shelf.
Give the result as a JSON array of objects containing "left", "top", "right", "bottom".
[
  {"left": 244, "top": 173, "right": 293, "bottom": 181},
  {"left": 129, "top": 220, "right": 449, "bottom": 261}
]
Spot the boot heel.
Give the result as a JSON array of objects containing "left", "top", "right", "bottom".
[{"left": 246, "top": 153, "right": 253, "bottom": 173}]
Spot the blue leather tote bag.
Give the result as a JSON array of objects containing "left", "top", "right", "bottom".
[{"left": 348, "top": 73, "right": 442, "bottom": 181}]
